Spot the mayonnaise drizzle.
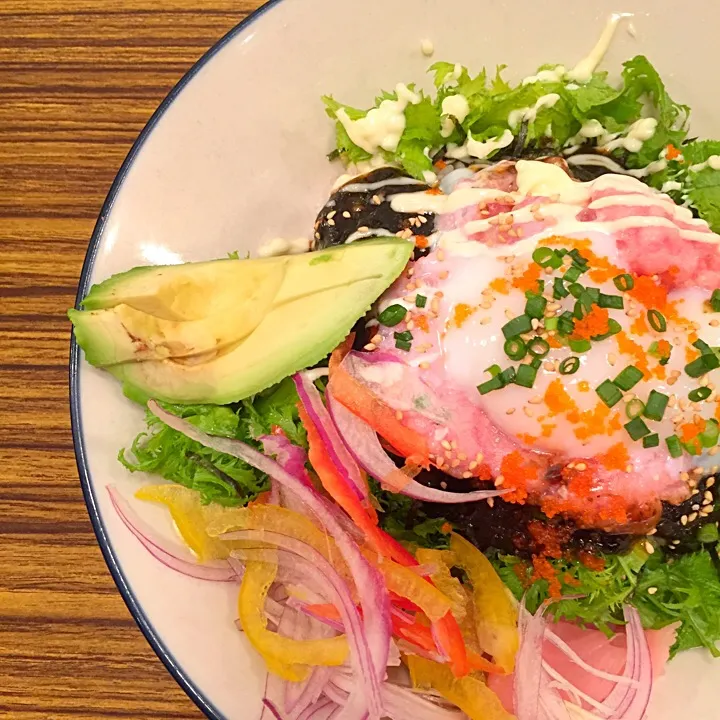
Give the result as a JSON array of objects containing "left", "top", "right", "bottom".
[{"left": 566, "top": 13, "right": 633, "bottom": 83}]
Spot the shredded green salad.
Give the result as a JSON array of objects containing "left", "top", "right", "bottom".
[
  {"left": 119, "top": 52, "right": 720, "bottom": 659},
  {"left": 323, "top": 55, "right": 720, "bottom": 233}
]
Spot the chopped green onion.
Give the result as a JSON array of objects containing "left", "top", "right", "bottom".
[
  {"left": 498, "top": 367, "right": 516, "bottom": 386},
  {"left": 591, "top": 319, "right": 622, "bottom": 341},
  {"left": 596, "top": 379, "right": 623, "bottom": 408},
  {"left": 569, "top": 338, "right": 591, "bottom": 353},
  {"left": 666, "top": 435, "right": 683, "bottom": 458},
  {"left": 649, "top": 341, "right": 672, "bottom": 365},
  {"left": 544, "top": 317, "right": 558, "bottom": 331},
  {"left": 569, "top": 248, "right": 588, "bottom": 267},
  {"left": 598, "top": 293, "right": 624, "bottom": 310},
  {"left": 559, "top": 356, "right": 580, "bottom": 375},
  {"left": 553, "top": 278, "right": 569, "bottom": 299},
  {"left": 515, "top": 364, "right": 538, "bottom": 388},
  {"left": 485, "top": 364, "right": 501, "bottom": 377},
  {"left": 693, "top": 338, "right": 713, "bottom": 355},
  {"left": 614, "top": 365, "right": 644, "bottom": 391},
  {"left": 478, "top": 366, "right": 516, "bottom": 394},
  {"left": 378, "top": 304, "right": 407, "bottom": 326},
  {"left": 557, "top": 312, "right": 575, "bottom": 336},
  {"left": 532, "top": 247, "right": 562, "bottom": 269},
  {"left": 394, "top": 330, "right": 413, "bottom": 342},
  {"left": 502, "top": 314, "right": 533, "bottom": 339},
  {"left": 530, "top": 356, "right": 542, "bottom": 370},
  {"left": 528, "top": 338, "right": 550, "bottom": 358},
  {"left": 689, "top": 387, "right": 712, "bottom": 402},
  {"left": 642, "top": 433, "right": 660, "bottom": 449},
  {"left": 711, "top": 289, "right": 720, "bottom": 312},
  {"left": 525, "top": 294, "right": 547, "bottom": 319},
  {"left": 584, "top": 287, "right": 600, "bottom": 303},
  {"left": 613, "top": 273, "right": 634, "bottom": 291},
  {"left": 685, "top": 353, "right": 720, "bottom": 378},
  {"left": 478, "top": 376, "right": 503, "bottom": 395},
  {"left": 625, "top": 416, "right": 650, "bottom": 441},
  {"left": 647, "top": 309, "right": 666, "bottom": 332},
  {"left": 643, "top": 390, "right": 669, "bottom": 421},
  {"left": 626, "top": 398, "right": 646, "bottom": 419},
  {"left": 504, "top": 338, "right": 527, "bottom": 361},
  {"left": 567, "top": 283, "right": 585, "bottom": 299},
  {"left": 415, "top": 294, "right": 427, "bottom": 308},
  {"left": 563, "top": 265, "right": 582, "bottom": 283},
  {"left": 395, "top": 338, "right": 412, "bottom": 351},
  {"left": 697, "top": 524, "right": 719, "bottom": 544},
  {"left": 700, "top": 419, "right": 720, "bottom": 448}
]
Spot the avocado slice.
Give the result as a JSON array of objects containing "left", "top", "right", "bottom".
[{"left": 71, "top": 238, "right": 412, "bottom": 405}]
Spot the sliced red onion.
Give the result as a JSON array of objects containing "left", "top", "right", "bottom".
[
  {"left": 601, "top": 607, "right": 652, "bottom": 720},
  {"left": 148, "top": 400, "right": 390, "bottom": 720},
  {"left": 262, "top": 698, "right": 285, "bottom": 720},
  {"left": 294, "top": 372, "right": 369, "bottom": 502},
  {"left": 261, "top": 434, "right": 312, "bottom": 488},
  {"left": 514, "top": 603, "right": 548, "bottom": 720},
  {"left": 296, "top": 697, "right": 338, "bottom": 720},
  {"left": 326, "top": 388, "right": 508, "bottom": 503},
  {"left": 545, "top": 628, "right": 639, "bottom": 686},
  {"left": 107, "top": 485, "right": 240, "bottom": 582},
  {"left": 542, "top": 662, "right": 613, "bottom": 716}
]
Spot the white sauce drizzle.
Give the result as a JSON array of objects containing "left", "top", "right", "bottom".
[
  {"left": 338, "top": 176, "right": 422, "bottom": 193},
  {"left": 521, "top": 65, "right": 566, "bottom": 86},
  {"left": 447, "top": 129, "right": 514, "bottom": 161},
  {"left": 336, "top": 83, "right": 420, "bottom": 154},
  {"left": 661, "top": 180, "right": 683, "bottom": 193},
  {"left": 600, "top": 117, "right": 657, "bottom": 153},
  {"left": 566, "top": 13, "right": 632, "bottom": 83},
  {"left": 508, "top": 93, "right": 561, "bottom": 129},
  {"left": 689, "top": 155, "right": 720, "bottom": 172},
  {"left": 257, "top": 237, "right": 311, "bottom": 257}
]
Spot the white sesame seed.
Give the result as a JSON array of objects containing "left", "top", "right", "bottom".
[
  {"left": 363, "top": 343, "right": 376, "bottom": 351},
  {"left": 462, "top": 471, "right": 472, "bottom": 479},
  {"left": 441, "top": 440, "right": 452, "bottom": 450},
  {"left": 327, "top": 210, "right": 336, "bottom": 219},
  {"left": 708, "top": 477, "right": 717, "bottom": 487},
  {"left": 681, "top": 515, "right": 688, "bottom": 525},
  {"left": 647, "top": 587, "right": 658, "bottom": 595},
  {"left": 370, "top": 334, "right": 382, "bottom": 344},
  {"left": 487, "top": 498, "right": 495, "bottom": 508},
  {"left": 688, "top": 512, "right": 698, "bottom": 522},
  {"left": 495, "top": 475, "right": 505, "bottom": 487},
  {"left": 342, "top": 211, "right": 351, "bottom": 218},
  {"left": 575, "top": 462, "right": 587, "bottom": 471}
]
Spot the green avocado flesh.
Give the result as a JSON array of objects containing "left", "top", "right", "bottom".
[{"left": 70, "top": 238, "right": 413, "bottom": 404}]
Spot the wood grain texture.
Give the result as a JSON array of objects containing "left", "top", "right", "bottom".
[{"left": 0, "top": 2, "right": 264, "bottom": 716}]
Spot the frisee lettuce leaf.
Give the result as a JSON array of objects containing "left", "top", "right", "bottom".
[
  {"left": 119, "top": 377, "right": 305, "bottom": 506},
  {"left": 369, "top": 479, "right": 451, "bottom": 550},
  {"left": 490, "top": 544, "right": 720, "bottom": 657}
]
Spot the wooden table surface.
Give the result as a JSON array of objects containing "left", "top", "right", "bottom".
[{"left": 0, "top": 2, "right": 262, "bottom": 717}]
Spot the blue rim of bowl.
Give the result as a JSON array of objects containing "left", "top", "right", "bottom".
[{"left": 69, "top": 2, "right": 284, "bottom": 717}]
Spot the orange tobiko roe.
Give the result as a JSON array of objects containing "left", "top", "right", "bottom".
[
  {"left": 571, "top": 306, "right": 610, "bottom": 340},
  {"left": 531, "top": 556, "right": 562, "bottom": 597},
  {"left": 498, "top": 451, "right": 538, "bottom": 503},
  {"left": 453, "top": 303, "right": 475, "bottom": 328},
  {"left": 628, "top": 274, "right": 668, "bottom": 310},
  {"left": 579, "top": 551, "right": 606, "bottom": 571},
  {"left": 544, "top": 378, "right": 578, "bottom": 415},
  {"left": 598, "top": 442, "right": 630, "bottom": 471},
  {"left": 513, "top": 263, "right": 542, "bottom": 293},
  {"left": 489, "top": 277, "right": 510, "bottom": 295}
]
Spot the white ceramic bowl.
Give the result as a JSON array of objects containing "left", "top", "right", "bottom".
[{"left": 70, "top": 1, "right": 720, "bottom": 717}]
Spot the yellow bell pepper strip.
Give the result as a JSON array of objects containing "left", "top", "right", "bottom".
[
  {"left": 135, "top": 484, "right": 229, "bottom": 561},
  {"left": 408, "top": 655, "right": 515, "bottom": 720},
  {"left": 239, "top": 560, "right": 349, "bottom": 682},
  {"left": 415, "top": 549, "right": 467, "bottom": 622},
  {"left": 450, "top": 533, "right": 519, "bottom": 673},
  {"left": 207, "top": 503, "right": 455, "bottom": 624}
]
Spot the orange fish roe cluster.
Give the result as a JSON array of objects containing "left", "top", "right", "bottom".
[
  {"left": 512, "top": 263, "right": 542, "bottom": 293},
  {"left": 531, "top": 556, "right": 562, "bottom": 597},
  {"left": 498, "top": 451, "right": 537, "bottom": 504},
  {"left": 542, "top": 492, "right": 628, "bottom": 527},
  {"left": 476, "top": 463, "right": 493, "bottom": 482},
  {"left": 452, "top": 303, "right": 475, "bottom": 328},
  {"left": 489, "top": 277, "right": 510, "bottom": 295},
  {"left": 598, "top": 442, "right": 630, "bottom": 471},
  {"left": 630, "top": 312, "right": 649, "bottom": 337},
  {"left": 561, "top": 463, "right": 594, "bottom": 498},
  {"left": 415, "top": 235, "right": 429, "bottom": 249},
  {"left": 587, "top": 254, "right": 625, "bottom": 283},
  {"left": 577, "top": 381, "right": 590, "bottom": 393},
  {"left": 680, "top": 418, "right": 705, "bottom": 454},
  {"left": 685, "top": 344, "right": 701, "bottom": 363},
  {"left": 415, "top": 314, "right": 430, "bottom": 333},
  {"left": 567, "top": 402, "right": 618, "bottom": 441},
  {"left": 628, "top": 274, "right": 668, "bottom": 310},
  {"left": 615, "top": 331, "right": 650, "bottom": 377},
  {"left": 578, "top": 551, "right": 606, "bottom": 571},
  {"left": 544, "top": 378, "right": 578, "bottom": 415},
  {"left": 517, "top": 433, "right": 537, "bottom": 445},
  {"left": 540, "top": 423, "right": 556, "bottom": 437},
  {"left": 528, "top": 520, "right": 570, "bottom": 559},
  {"left": 571, "top": 306, "right": 610, "bottom": 340}
]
